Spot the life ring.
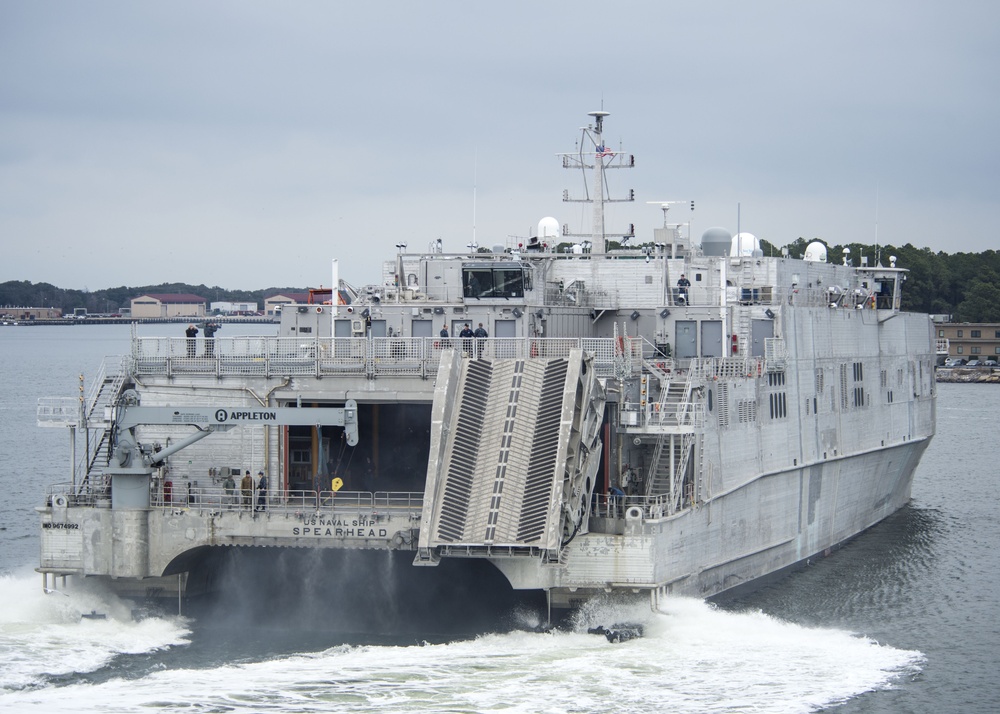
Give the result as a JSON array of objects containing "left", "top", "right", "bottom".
[
  {"left": 53, "top": 495, "right": 68, "bottom": 508},
  {"left": 315, "top": 306, "right": 323, "bottom": 314},
  {"left": 625, "top": 506, "right": 643, "bottom": 521}
]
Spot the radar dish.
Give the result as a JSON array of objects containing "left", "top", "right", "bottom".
[
  {"left": 701, "top": 227, "right": 732, "bottom": 257},
  {"left": 538, "top": 217, "right": 560, "bottom": 239},
  {"left": 804, "top": 241, "right": 828, "bottom": 263},
  {"left": 731, "top": 232, "right": 760, "bottom": 257}
]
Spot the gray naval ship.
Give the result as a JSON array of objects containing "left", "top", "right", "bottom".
[{"left": 37, "top": 112, "right": 936, "bottom": 618}]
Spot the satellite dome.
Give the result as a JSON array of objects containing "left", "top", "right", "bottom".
[
  {"left": 701, "top": 227, "right": 732, "bottom": 256},
  {"left": 538, "top": 217, "right": 560, "bottom": 240},
  {"left": 731, "top": 232, "right": 760, "bottom": 257},
  {"left": 803, "top": 241, "right": 828, "bottom": 263}
]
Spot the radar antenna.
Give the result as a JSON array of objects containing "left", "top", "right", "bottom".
[
  {"left": 558, "top": 111, "right": 635, "bottom": 253},
  {"left": 647, "top": 200, "right": 693, "bottom": 227}
]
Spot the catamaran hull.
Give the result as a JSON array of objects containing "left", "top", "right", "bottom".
[{"left": 494, "top": 437, "right": 929, "bottom": 607}]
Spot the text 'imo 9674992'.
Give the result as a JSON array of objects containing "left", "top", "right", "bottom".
[{"left": 36, "top": 111, "right": 936, "bottom": 618}]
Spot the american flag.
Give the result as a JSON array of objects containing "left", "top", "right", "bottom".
[{"left": 596, "top": 144, "right": 615, "bottom": 158}]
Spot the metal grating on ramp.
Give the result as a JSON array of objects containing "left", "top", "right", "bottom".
[
  {"left": 517, "top": 360, "right": 567, "bottom": 542},
  {"left": 436, "top": 359, "right": 492, "bottom": 541},
  {"left": 417, "top": 349, "right": 604, "bottom": 563}
]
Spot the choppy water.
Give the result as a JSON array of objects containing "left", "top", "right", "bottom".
[{"left": 1, "top": 325, "right": 997, "bottom": 712}]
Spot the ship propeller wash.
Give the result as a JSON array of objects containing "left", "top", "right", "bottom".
[{"left": 37, "top": 112, "right": 936, "bottom": 617}]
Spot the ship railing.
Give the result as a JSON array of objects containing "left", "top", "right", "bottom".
[
  {"left": 84, "top": 358, "right": 109, "bottom": 415},
  {"left": 764, "top": 338, "right": 788, "bottom": 370},
  {"left": 688, "top": 356, "right": 767, "bottom": 380},
  {"left": 589, "top": 493, "right": 678, "bottom": 520},
  {"left": 621, "top": 399, "right": 705, "bottom": 430},
  {"left": 130, "top": 336, "right": 647, "bottom": 379},
  {"left": 146, "top": 485, "right": 424, "bottom": 517},
  {"left": 45, "top": 481, "right": 109, "bottom": 507},
  {"left": 37, "top": 397, "right": 80, "bottom": 427}
]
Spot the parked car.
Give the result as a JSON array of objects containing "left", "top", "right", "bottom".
[
  {"left": 983, "top": 360, "right": 998, "bottom": 367},
  {"left": 944, "top": 357, "right": 965, "bottom": 367},
  {"left": 966, "top": 359, "right": 982, "bottom": 367}
]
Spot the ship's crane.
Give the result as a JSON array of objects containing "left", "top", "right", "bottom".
[{"left": 104, "top": 390, "right": 358, "bottom": 503}]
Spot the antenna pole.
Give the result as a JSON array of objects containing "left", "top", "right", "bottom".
[
  {"left": 473, "top": 149, "right": 478, "bottom": 246},
  {"left": 592, "top": 112, "right": 607, "bottom": 253},
  {"left": 874, "top": 183, "right": 880, "bottom": 266}
]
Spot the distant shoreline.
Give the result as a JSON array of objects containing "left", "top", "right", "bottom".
[{"left": 0, "top": 316, "right": 277, "bottom": 327}]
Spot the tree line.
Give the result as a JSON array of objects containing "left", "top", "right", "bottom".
[{"left": 4, "top": 241, "right": 1000, "bottom": 321}]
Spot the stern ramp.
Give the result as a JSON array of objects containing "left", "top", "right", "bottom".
[{"left": 416, "top": 349, "right": 604, "bottom": 566}]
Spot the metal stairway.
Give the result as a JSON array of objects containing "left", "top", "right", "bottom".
[
  {"left": 643, "top": 364, "right": 700, "bottom": 514},
  {"left": 84, "top": 356, "right": 131, "bottom": 476},
  {"left": 417, "top": 349, "right": 605, "bottom": 564}
]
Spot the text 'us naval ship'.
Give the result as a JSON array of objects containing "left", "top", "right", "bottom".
[{"left": 37, "top": 112, "right": 936, "bottom": 617}]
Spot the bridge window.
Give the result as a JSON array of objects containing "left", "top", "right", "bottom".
[{"left": 463, "top": 266, "right": 526, "bottom": 299}]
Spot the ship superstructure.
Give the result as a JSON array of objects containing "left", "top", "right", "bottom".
[{"left": 37, "top": 113, "right": 936, "bottom": 615}]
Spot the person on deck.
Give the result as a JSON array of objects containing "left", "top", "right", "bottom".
[
  {"left": 459, "top": 323, "right": 474, "bottom": 357},
  {"left": 240, "top": 470, "right": 254, "bottom": 509},
  {"left": 473, "top": 322, "right": 488, "bottom": 359},
  {"left": 256, "top": 471, "right": 268, "bottom": 512},
  {"left": 676, "top": 274, "right": 690, "bottom": 305},
  {"left": 203, "top": 321, "right": 220, "bottom": 357},
  {"left": 185, "top": 324, "right": 198, "bottom": 357},
  {"left": 223, "top": 471, "right": 236, "bottom": 508}
]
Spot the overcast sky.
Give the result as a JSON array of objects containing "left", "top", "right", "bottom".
[{"left": 2, "top": 1, "right": 997, "bottom": 291}]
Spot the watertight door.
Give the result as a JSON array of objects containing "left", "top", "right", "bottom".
[
  {"left": 675, "top": 320, "right": 697, "bottom": 359},
  {"left": 751, "top": 319, "right": 774, "bottom": 357},
  {"left": 700, "top": 320, "right": 723, "bottom": 358}
]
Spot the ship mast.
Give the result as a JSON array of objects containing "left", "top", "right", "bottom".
[
  {"left": 558, "top": 110, "right": 635, "bottom": 254},
  {"left": 590, "top": 111, "right": 608, "bottom": 253}
]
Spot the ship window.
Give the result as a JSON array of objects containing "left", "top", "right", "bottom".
[
  {"left": 464, "top": 269, "right": 494, "bottom": 298},
  {"left": 463, "top": 266, "right": 525, "bottom": 299}
]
